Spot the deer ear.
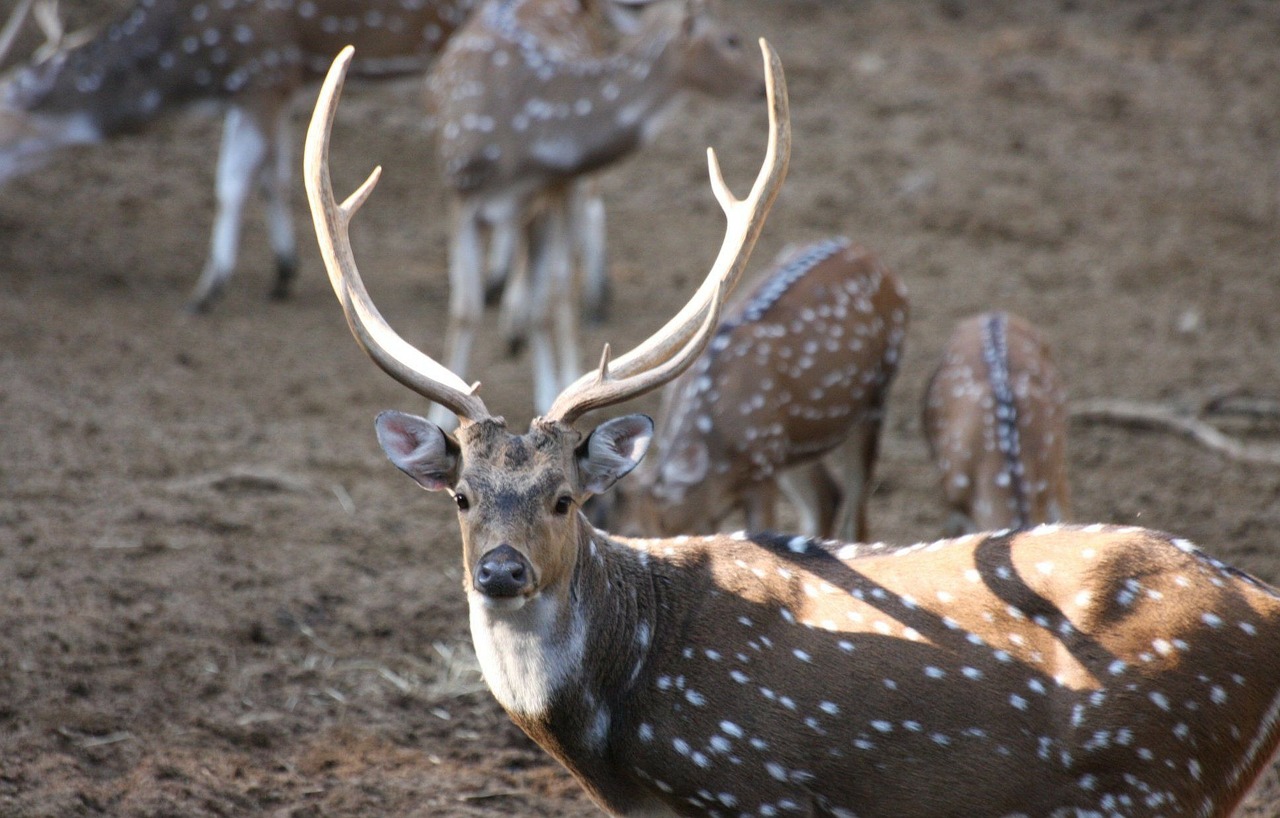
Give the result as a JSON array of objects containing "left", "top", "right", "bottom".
[
  {"left": 578, "top": 414, "right": 654, "bottom": 495},
  {"left": 375, "top": 410, "right": 459, "bottom": 491}
]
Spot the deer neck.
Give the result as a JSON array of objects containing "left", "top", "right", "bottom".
[
  {"left": 468, "top": 520, "right": 672, "bottom": 800},
  {"left": 640, "top": 381, "right": 742, "bottom": 534},
  {"left": 603, "top": 18, "right": 691, "bottom": 146}
]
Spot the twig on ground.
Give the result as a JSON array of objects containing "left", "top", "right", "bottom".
[
  {"left": 1071, "top": 398, "right": 1280, "bottom": 466},
  {"left": 166, "top": 466, "right": 314, "bottom": 495},
  {"left": 458, "top": 790, "right": 523, "bottom": 802}
]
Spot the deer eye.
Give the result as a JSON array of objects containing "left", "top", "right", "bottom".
[
  {"left": 454, "top": 493, "right": 470, "bottom": 511},
  {"left": 553, "top": 495, "right": 573, "bottom": 516}
]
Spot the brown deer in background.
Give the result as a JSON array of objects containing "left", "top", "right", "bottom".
[
  {"left": 425, "top": 0, "right": 763, "bottom": 424},
  {"left": 0, "top": 0, "right": 478, "bottom": 312},
  {"left": 923, "top": 310, "right": 1070, "bottom": 534},
  {"left": 602, "top": 237, "right": 907, "bottom": 541},
  {"left": 307, "top": 43, "right": 1280, "bottom": 818}
]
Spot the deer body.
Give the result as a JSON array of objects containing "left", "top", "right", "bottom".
[
  {"left": 923, "top": 311, "right": 1070, "bottom": 534},
  {"left": 473, "top": 520, "right": 1280, "bottom": 818},
  {"left": 305, "top": 45, "right": 1280, "bottom": 818},
  {"left": 0, "top": 0, "right": 477, "bottom": 311},
  {"left": 609, "top": 237, "right": 907, "bottom": 541},
  {"left": 426, "top": 0, "right": 762, "bottom": 422}
]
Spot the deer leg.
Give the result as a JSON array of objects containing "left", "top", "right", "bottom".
[
  {"left": 484, "top": 209, "right": 519, "bottom": 307},
  {"left": 495, "top": 204, "right": 532, "bottom": 355},
  {"left": 525, "top": 214, "right": 556, "bottom": 414},
  {"left": 262, "top": 99, "right": 298, "bottom": 301},
  {"left": 524, "top": 193, "right": 575, "bottom": 413},
  {"left": 829, "top": 415, "right": 884, "bottom": 543},
  {"left": 740, "top": 481, "right": 779, "bottom": 534},
  {"left": 186, "top": 105, "right": 269, "bottom": 313},
  {"left": 434, "top": 198, "right": 485, "bottom": 428},
  {"left": 572, "top": 179, "right": 611, "bottom": 326},
  {"left": 550, "top": 198, "right": 580, "bottom": 395},
  {"left": 777, "top": 461, "right": 840, "bottom": 537}
]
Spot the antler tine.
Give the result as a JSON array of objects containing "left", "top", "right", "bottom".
[
  {"left": 0, "top": 0, "right": 35, "bottom": 67},
  {"left": 304, "top": 47, "right": 490, "bottom": 425},
  {"left": 546, "top": 38, "right": 789, "bottom": 424}
]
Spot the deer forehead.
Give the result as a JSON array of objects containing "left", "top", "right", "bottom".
[{"left": 457, "top": 421, "right": 580, "bottom": 499}]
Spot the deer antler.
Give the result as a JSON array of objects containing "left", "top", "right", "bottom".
[
  {"left": 303, "top": 46, "right": 491, "bottom": 425},
  {"left": 544, "top": 38, "right": 791, "bottom": 425}
]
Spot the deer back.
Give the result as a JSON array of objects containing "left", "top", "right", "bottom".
[
  {"left": 614, "top": 237, "right": 908, "bottom": 536},
  {"left": 923, "top": 310, "right": 1070, "bottom": 534},
  {"left": 294, "top": 0, "right": 477, "bottom": 76},
  {"left": 427, "top": 0, "right": 760, "bottom": 195},
  {"left": 0, "top": 0, "right": 475, "bottom": 164}
]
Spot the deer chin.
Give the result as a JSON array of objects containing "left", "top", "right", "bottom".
[{"left": 473, "top": 589, "right": 540, "bottom": 612}]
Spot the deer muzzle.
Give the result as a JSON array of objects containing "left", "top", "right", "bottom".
[{"left": 474, "top": 544, "right": 534, "bottom": 600}]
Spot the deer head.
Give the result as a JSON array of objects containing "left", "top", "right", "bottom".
[{"left": 305, "top": 35, "right": 787, "bottom": 627}]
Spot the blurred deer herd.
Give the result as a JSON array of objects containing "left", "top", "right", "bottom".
[{"left": 0, "top": 0, "right": 1068, "bottom": 536}]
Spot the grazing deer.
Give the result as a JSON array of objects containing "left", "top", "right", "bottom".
[
  {"left": 0, "top": 0, "right": 479, "bottom": 312},
  {"left": 425, "top": 0, "right": 763, "bottom": 424},
  {"left": 923, "top": 310, "right": 1070, "bottom": 535},
  {"left": 603, "top": 237, "right": 907, "bottom": 542},
  {"left": 308, "top": 45, "right": 1280, "bottom": 818}
]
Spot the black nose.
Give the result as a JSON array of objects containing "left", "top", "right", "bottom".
[{"left": 475, "top": 544, "right": 532, "bottom": 598}]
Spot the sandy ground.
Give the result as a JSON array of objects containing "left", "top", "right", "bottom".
[{"left": 3, "top": 1, "right": 1280, "bottom": 815}]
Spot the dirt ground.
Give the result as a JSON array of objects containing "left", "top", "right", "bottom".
[{"left": 3, "top": 1, "right": 1280, "bottom": 815}]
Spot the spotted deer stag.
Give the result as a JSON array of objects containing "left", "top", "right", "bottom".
[
  {"left": 425, "top": 0, "right": 763, "bottom": 424},
  {"left": 923, "top": 311, "right": 1070, "bottom": 535},
  {"left": 604, "top": 237, "right": 907, "bottom": 542},
  {"left": 307, "top": 44, "right": 1280, "bottom": 818},
  {"left": 0, "top": 0, "right": 479, "bottom": 312}
]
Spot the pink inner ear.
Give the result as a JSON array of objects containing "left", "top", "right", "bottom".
[
  {"left": 376, "top": 412, "right": 454, "bottom": 492},
  {"left": 381, "top": 418, "right": 422, "bottom": 457}
]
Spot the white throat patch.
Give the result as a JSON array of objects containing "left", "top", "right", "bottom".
[{"left": 469, "top": 591, "right": 586, "bottom": 718}]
